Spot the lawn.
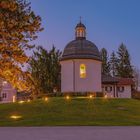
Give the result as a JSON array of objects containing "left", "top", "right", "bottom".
[{"left": 0, "top": 97, "right": 140, "bottom": 126}]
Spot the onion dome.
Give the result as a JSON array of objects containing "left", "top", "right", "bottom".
[{"left": 60, "top": 21, "right": 101, "bottom": 61}]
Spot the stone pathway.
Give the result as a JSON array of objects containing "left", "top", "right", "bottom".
[{"left": 0, "top": 127, "right": 140, "bottom": 140}]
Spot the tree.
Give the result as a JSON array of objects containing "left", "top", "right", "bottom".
[
  {"left": 0, "top": 0, "right": 43, "bottom": 91},
  {"left": 28, "top": 46, "right": 61, "bottom": 96},
  {"left": 109, "top": 51, "right": 118, "bottom": 77},
  {"left": 117, "top": 43, "right": 133, "bottom": 78},
  {"left": 133, "top": 67, "right": 140, "bottom": 90},
  {"left": 100, "top": 48, "right": 110, "bottom": 75}
]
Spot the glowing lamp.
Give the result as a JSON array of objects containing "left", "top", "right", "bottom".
[
  {"left": 66, "top": 95, "right": 70, "bottom": 100},
  {"left": 89, "top": 95, "right": 93, "bottom": 99},
  {"left": 10, "top": 115, "right": 22, "bottom": 119},
  {"left": 27, "top": 99, "right": 31, "bottom": 102},
  {"left": 44, "top": 97, "right": 48, "bottom": 101},
  {"left": 18, "top": 100, "right": 25, "bottom": 104},
  {"left": 104, "top": 95, "right": 108, "bottom": 99}
]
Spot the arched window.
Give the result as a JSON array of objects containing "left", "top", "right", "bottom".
[{"left": 80, "top": 64, "right": 86, "bottom": 78}]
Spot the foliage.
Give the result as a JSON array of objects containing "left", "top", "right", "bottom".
[
  {"left": 117, "top": 43, "right": 133, "bottom": 78},
  {"left": 100, "top": 48, "right": 110, "bottom": 75},
  {"left": 109, "top": 51, "right": 118, "bottom": 76},
  {"left": 101, "top": 44, "right": 134, "bottom": 78},
  {"left": 133, "top": 67, "right": 140, "bottom": 90},
  {"left": 0, "top": 0, "right": 43, "bottom": 91},
  {"left": 28, "top": 46, "right": 61, "bottom": 96},
  {"left": 132, "top": 91, "right": 140, "bottom": 99}
]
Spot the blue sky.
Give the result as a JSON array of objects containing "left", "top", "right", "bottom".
[{"left": 28, "top": 0, "right": 140, "bottom": 69}]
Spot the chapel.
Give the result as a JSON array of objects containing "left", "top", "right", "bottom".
[{"left": 60, "top": 21, "right": 102, "bottom": 93}]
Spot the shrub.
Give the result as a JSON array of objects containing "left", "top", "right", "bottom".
[{"left": 132, "top": 92, "right": 140, "bottom": 99}]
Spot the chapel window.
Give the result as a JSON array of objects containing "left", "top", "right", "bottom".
[{"left": 80, "top": 64, "right": 86, "bottom": 78}]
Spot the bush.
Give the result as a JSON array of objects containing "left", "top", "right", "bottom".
[
  {"left": 132, "top": 92, "right": 140, "bottom": 99},
  {"left": 96, "top": 92, "right": 105, "bottom": 97},
  {"left": 33, "top": 92, "right": 105, "bottom": 98}
]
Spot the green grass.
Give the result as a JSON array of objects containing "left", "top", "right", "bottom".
[{"left": 0, "top": 97, "right": 140, "bottom": 126}]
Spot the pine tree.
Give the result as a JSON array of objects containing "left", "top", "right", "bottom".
[
  {"left": 28, "top": 46, "right": 61, "bottom": 96},
  {"left": 0, "top": 0, "right": 43, "bottom": 91},
  {"left": 133, "top": 67, "right": 140, "bottom": 90},
  {"left": 117, "top": 43, "right": 133, "bottom": 78},
  {"left": 100, "top": 48, "right": 110, "bottom": 75},
  {"left": 109, "top": 51, "right": 118, "bottom": 77}
]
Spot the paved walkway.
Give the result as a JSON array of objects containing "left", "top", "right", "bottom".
[{"left": 0, "top": 127, "right": 140, "bottom": 140}]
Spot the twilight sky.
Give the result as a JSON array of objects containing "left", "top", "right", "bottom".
[{"left": 28, "top": 0, "right": 140, "bottom": 69}]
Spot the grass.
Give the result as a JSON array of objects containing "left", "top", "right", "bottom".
[{"left": 0, "top": 97, "right": 140, "bottom": 126}]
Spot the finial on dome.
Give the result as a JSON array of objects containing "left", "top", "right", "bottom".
[
  {"left": 79, "top": 16, "right": 82, "bottom": 23},
  {"left": 75, "top": 18, "right": 86, "bottom": 40}
]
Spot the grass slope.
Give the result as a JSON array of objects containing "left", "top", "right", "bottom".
[{"left": 0, "top": 97, "right": 140, "bottom": 126}]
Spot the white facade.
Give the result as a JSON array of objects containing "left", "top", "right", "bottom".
[
  {"left": 0, "top": 81, "right": 16, "bottom": 103},
  {"left": 61, "top": 59, "right": 102, "bottom": 93},
  {"left": 102, "top": 84, "right": 132, "bottom": 98},
  {"left": 118, "top": 85, "right": 131, "bottom": 98}
]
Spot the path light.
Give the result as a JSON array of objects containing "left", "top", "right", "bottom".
[
  {"left": 66, "top": 95, "right": 70, "bottom": 100},
  {"left": 27, "top": 99, "right": 31, "bottom": 102},
  {"left": 10, "top": 115, "right": 22, "bottom": 119},
  {"left": 89, "top": 95, "right": 93, "bottom": 99},
  {"left": 44, "top": 97, "right": 48, "bottom": 101},
  {"left": 18, "top": 100, "right": 25, "bottom": 104},
  {"left": 104, "top": 95, "right": 108, "bottom": 99}
]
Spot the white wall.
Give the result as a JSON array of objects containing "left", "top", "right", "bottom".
[
  {"left": 102, "top": 84, "right": 132, "bottom": 98},
  {"left": 60, "top": 59, "right": 102, "bottom": 93},
  {"left": 61, "top": 60, "right": 74, "bottom": 92},
  {"left": 0, "top": 82, "right": 16, "bottom": 103},
  {"left": 102, "top": 84, "right": 116, "bottom": 98},
  {"left": 118, "top": 85, "right": 131, "bottom": 98}
]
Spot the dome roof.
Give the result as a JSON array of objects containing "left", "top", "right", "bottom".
[
  {"left": 60, "top": 39, "right": 101, "bottom": 61},
  {"left": 60, "top": 21, "right": 101, "bottom": 61}
]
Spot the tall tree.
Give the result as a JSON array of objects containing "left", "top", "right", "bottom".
[
  {"left": 100, "top": 48, "right": 110, "bottom": 75},
  {"left": 117, "top": 43, "right": 133, "bottom": 78},
  {"left": 133, "top": 67, "right": 140, "bottom": 90},
  {"left": 28, "top": 46, "right": 61, "bottom": 96},
  {"left": 109, "top": 51, "right": 118, "bottom": 77},
  {"left": 0, "top": 0, "right": 43, "bottom": 91}
]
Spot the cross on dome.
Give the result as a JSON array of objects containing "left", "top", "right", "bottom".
[{"left": 75, "top": 18, "right": 86, "bottom": 40}]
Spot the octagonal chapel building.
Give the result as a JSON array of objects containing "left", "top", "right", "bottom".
[{"left": 60, "top": 21, "right": 102, "bottom": 93}]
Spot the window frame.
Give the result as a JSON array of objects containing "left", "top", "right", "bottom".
[{"left": 80, "top": 64, "right": 86, "bottom": 78}]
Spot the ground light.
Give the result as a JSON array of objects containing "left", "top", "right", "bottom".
[
  {"left": 104, "top": 95, "right": 108, "bottom": 99},
  {"left": 18, "top": 100, "right": 25, "bottom": 104},
  {"left": 44, "top": 97, "right": 48, "bottom": 101},
  {"left": 10, "top": 115, "right": 22, "bottom": 120},
  {"left": 66, "top": 95, "right": 70, "bottom": 100},
  {"left": 27, "top": 99, "right": 31, "bottom": 102},
  {"left": 89, "top": 95, "right": 93, "bottom": 99}
]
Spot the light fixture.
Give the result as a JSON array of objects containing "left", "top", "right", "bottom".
[
  {"left": 10, "top": 115, "right": 22, "bottom": 119},
  {"left": 18, "top": 100, "right": 25, "bottom": 104},
  {"left": 89, "top": 95, "right": 93, "bottom": 99},
  {"left": 66, "top": 95, "right": 70, "bottom": 100},
  {"left": 27, "top": 99, "right": 31, "bottom": 102},
  {"left": 104, "top": 95, "right": 108, "bottom": 99},
  {"left": 44, "top": 97, "right": 48, "bottom": 101}
]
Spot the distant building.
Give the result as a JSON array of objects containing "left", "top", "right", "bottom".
[
  {"left": 60, "top": 21, "right": 102, "bottom": 93},
  {"left": 102, "top": 75, "right": 134, "bottom": 98},
  {"left": 0, "top": 80, "right": 16, "bottom": 103},
  {"left": 60, "top": 21, "right": 134, "bottom": 98}
]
